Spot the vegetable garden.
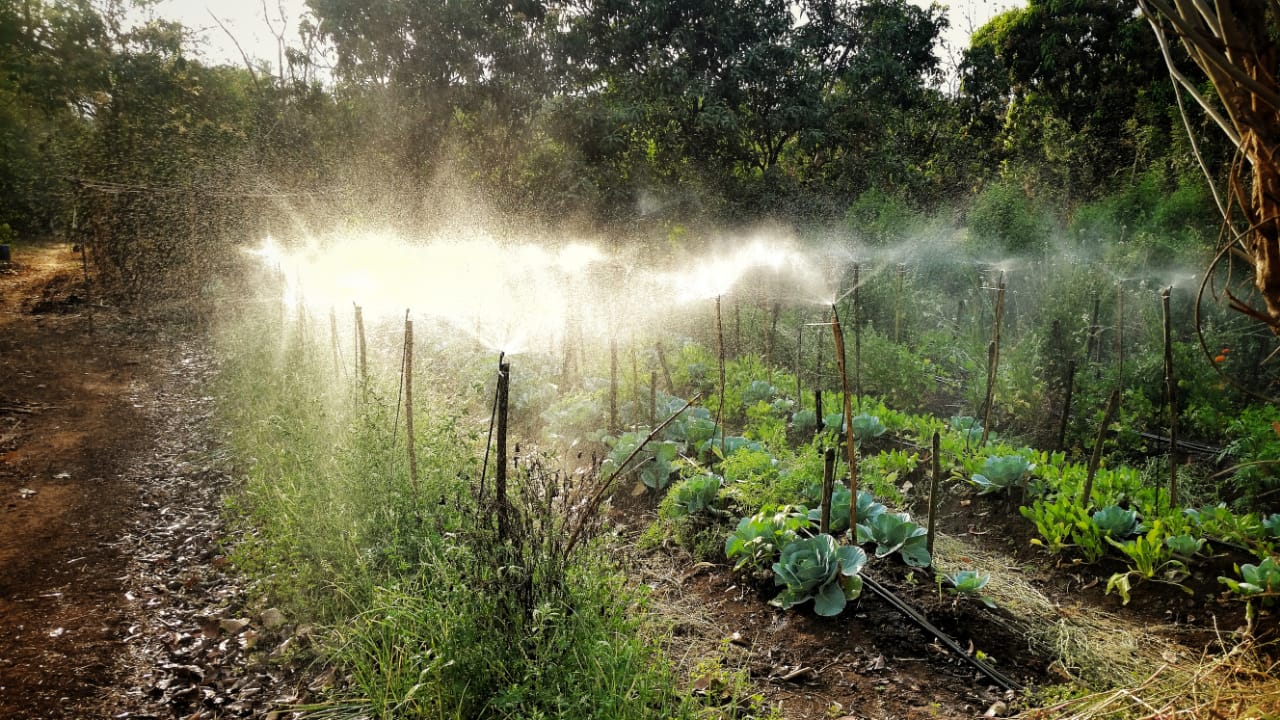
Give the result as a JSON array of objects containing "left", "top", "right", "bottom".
[{"left": 223, "top": 228, "right": 1280, "bottom": 719}]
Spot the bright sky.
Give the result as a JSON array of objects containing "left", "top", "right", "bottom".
[{"left": 145, "top": 0, "right": 1025, "bottom": 78}]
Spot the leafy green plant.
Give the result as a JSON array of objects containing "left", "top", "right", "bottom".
[
  {"left": 856, "top": 512, "right": 931, "bottom": 567},
  {"left": 1020, "top": 498, "right": 1088, "bottom": 554},
  {"left": 742, "top": 380, "right": 777, "bottom": 407},
  {"left": 602, "top": 433, "right": 681, "bottom": 490},
  {"left": 1092, "top": 505, "right": 1143, "bottom": 539},
  {"left": 969, "top": 454, "right": 1033, "bottom": 495},
  {"left": 669, "top": 474, "right": 723, "bottom": 518},
  {"left": 944, "top": 570, "right": 996, "bottom": 608},
  {"left": 1104, "top": 523, "right": 1190, "bottom": 605},
  {"left": 1263, "top": 514, "right": 1280, "bottom": 539},
  {"left": 850, "top": 413, "right": 887, "bottom": 444},
  {"left": 791, "top": 409, "right": 817, "bottom": 435},
  {"left": 823, "top": 411, "right": 846, "bottom": 433},
  {"left": 805, "top": 487, "right": 886, "bottom": 534},
  {"left": 724, "top": 505, "right": 812, "bottom": 573},
  {"left": 1219, "top": 557, "right": 1280, "bottom": 601},
  {"left": 949, "top": 415, "right": 986, "bottom": 444},
  {"left": 770, "top": 534, "right": 867, "bottom": 616},
  {"left": 1165, "top": 534, "right": 1205, "bottom": 559}
]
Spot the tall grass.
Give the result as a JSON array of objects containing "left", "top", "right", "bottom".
[{"left": 214, "top": 305, "right": 714, "bottom": 719}]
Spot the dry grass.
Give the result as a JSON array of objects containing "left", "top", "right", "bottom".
[{"left": 933, "top": 533, "right": 1280, "bottom": 719}]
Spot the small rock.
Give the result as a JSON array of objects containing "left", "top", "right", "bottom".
[
  {"left": 260, "top": 608, "right": 286, "bottom": 630},
  {"left": 985, "top": 700, "right": 1008, "bottom": 717},
  {"left": 219, "top": 618, "right": 251, "bottom": 634},
  {"left": 18, "top": 488, "right": 36, "bottom": 498}
]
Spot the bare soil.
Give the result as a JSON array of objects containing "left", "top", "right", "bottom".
[{"left": 0, "top": 243, "right": 306, "bottom": 719}]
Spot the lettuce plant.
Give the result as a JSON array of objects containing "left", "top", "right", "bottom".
[
  {"left": 724, "top": 505, "right": 812, "bottom": 573},
  {"left": 669, "top": 474, "right": 723, "bottom": 518},
  {"left": 1219, "top": 557, "right": 1280, "bottom": 600},
  {"left": 770, "top": 534, "right": 867, "bottom": 616},
  {"left": 856, "top": 512, "right": 931, "bottom": 567},
  {"left": 1092, "top": 505, "right": 1143, "bottom": 539},
  {"left": 969, "top": 455, "right": 1033, "bottom": 495}
]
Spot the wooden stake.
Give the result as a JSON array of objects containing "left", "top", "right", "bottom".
[
  {"left": 631, "top": 343, "right": 640, "bottom": 430},
  {"left": 979, "top": 272, "right": 1006, "bottom": 446},
  {"left": 496, "top": 360, "right": 511, "bottom": 540},
  {"left": 894, "top": 263, "right": 905, "bottom": 344},
  {"left": 1082, "top": 388, "right": 1121, "bottom": 508},
  {"left": 716, "top": 296, "right": 727, "bottom": 456},
  {"left": 927, "top": 431, "right": 941, "bottom": 555},
  {"left": 1056, "top": 360, "right": 1077, "bottom": 451},
  {"left": 1161, "top": 287, "right": 1179, "bottom": 508},
  {"left": 831, "top": 305, "right": 858, "bottom": 535},
  {"left": 609, "top": 338, "right": 619, "bottom": 432},
  {"left": 853, "top": 262, "right": 862, "bottom": 405},
  {"left": 649, "top": 370, "right": 657, "bottom": 427},
  {"left": 655, "top": 341, "right": 674, "bottom": 391},
  {"left": 820, "top": 448, "right": 836, "bottom": 534},
  {"left": 814, "top": 389, "right": 824, "bottom": 436},
  {"left": 795, "top": 323, "right": 804, "bottom": 405},
  {"left": 766, "top": 301, "right": 781, "bottom": 365},
  {"left": 354, "top": 304, "right": 368, "bottom": 383},
  {"left": 404, "top": 316, "right": 419, "bottom": 495},
  {"left": 330, "top": 307, "right": 340, "bottom": 373}
]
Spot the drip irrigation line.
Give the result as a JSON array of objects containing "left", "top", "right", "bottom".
[
  {"left": 1135, "top": 431, "right": 1222, "bottom": 457},
  {"left": 860, "top": 572, "right": 1023, "bottom": 693}
]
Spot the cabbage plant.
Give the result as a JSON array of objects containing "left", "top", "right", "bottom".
[
  {"left": 850, "top": 413, "right": 887, "bottom": 444},
  {"left": 857, "top": 512, "right": 931, "bottom": 567},
  {"left": 806, "top": 487, "right": 886, "bottom": 533},
  {"left": 968, "top": 455, "right": 1033, "bottom": 495},
  {"left": 602, "top": 432, "right": 680, "bottom": 490},
  {"left": 1092, "top": 505, "right": 1143, "bottom": 539},
  {"left": 944, "top": 570, "right": 996, "bottom": 608},
  {"left": 724, "top": 505, "right": 811, "bottom": 573},
  {"left": 669, "top": 474, "right": 723, "bottom": 518},
  {"left": 1219, "top": 557, "right": 1280, "bottom": 599},
  {"left": 1164, "top": 534, "right": 1205, "bottom": 558},
  {"left": 770, "top": 534, "right": 867, "bottom": 616},
  {"left": 742, "top": 380, "right": 777, "bottom": 407},
  {"left": 791, "top": 409, "right": 817, "bottom": 435}
]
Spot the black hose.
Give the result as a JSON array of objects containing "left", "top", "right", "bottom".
[{"left": 861, "top": 572, "right": 1023, "bottom": 692}]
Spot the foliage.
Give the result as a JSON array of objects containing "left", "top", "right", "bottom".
[
  {"left": 724, "top": 505, "right": 812, "bottom": 574},
  {"left": 1165, "top": 534, "right": 1205, "bottom": 559},
  {"left": 969, "top": 454, "right": 1034, "bottom": 495},
  {"left": 1104, "top": 523, "right": 1190, "bottom": 605},
  {"left": 669, "top": 474, "right": 723, "bottom": 518},
  {"left": 856, "top": 512, "right": 931, "bottom": 567},
  {"left": 850, "top": 413, "right": 887, "bottom": 445},
  {"left": 770, "top": 534, "right": 867, "bottom": 617},
  {"left": 805, "top": 486, "right": 886, "bottom": 534},
  {"left": 944, "top": 570, "right": 996, "bottom": 608},
  {"left": 1092, "top": 506, "right": 1143, "bottom": 539},
  {"left": 603, "top": 432, "right": 680, "bottom": 490},
  {"left": 1219, "top": 557, "right": 1280, "bottom": 601}
]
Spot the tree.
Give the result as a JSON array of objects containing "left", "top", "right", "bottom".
[{"left": 1139, "top": 0, "right": 1280, "bottom": 333}]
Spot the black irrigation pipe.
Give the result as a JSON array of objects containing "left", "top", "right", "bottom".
[
  {"left": 861, "top": 572, "right": 1023, "bottom": 693},
  {"left": 1135, "top": 431, "right": 1222, "bottom": 457}
]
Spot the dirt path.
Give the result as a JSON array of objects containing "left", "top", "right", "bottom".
[{"left": 0, "top": 243, "right": 151, "bottom": 717}]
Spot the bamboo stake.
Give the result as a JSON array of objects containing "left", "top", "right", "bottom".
[
  {"left": 927, "top": 431, "right": 941, "bottom": 555},
  {"left": 831, "top": 305, "right": 858, "bottom": 536},
  {"left": 814, "top": 389, "right": 824, "bottom": 436},
  {"left": 979, "top": 272, "right": 1006, "bottom": 446},
  {"left": 404, "top": 316, "right": 419, "bottom": 495},
  {"left": 820, "top": 448, "right": 836, "bottom": 534},
  {"left": 1083, "top": 388, "right": 1122, "bottom": 508},
  {"left": 1162, "top": 287, "right": 1179, "bottom": 509}
]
